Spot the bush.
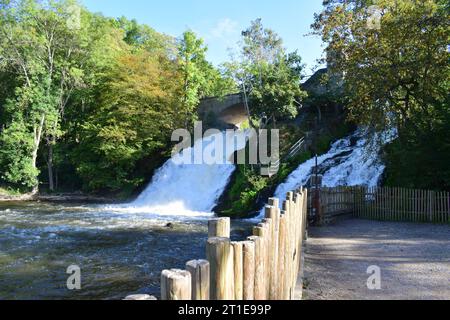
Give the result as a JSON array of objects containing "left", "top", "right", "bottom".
[{"left": 0, "top": 120, "right": 38, "bottom": 190}]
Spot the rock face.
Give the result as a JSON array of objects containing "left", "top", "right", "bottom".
[
  {"left": 302, "top": 68, "right": 344, "bottom": 100},
  {"left": 301, "top": 67, "right": 345, "bottom": 121},
  {"left": 302, "top": 68, "right": 329, "bottom": 96}
]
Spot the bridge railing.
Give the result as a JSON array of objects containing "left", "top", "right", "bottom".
[{"left": 262, "top": 137, "right": 306, "bottom": 177}]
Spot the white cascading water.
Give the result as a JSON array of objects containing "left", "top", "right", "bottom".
[
  {"left": 258, "top": 129, "right": 397, "bottom": 218},
  {"left": 115, "top": 130, "right": 249, "bottom": 217}
]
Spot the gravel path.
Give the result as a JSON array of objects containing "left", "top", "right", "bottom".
[{"left": 303, "top": 219, "right": 450, "bottom": 300}]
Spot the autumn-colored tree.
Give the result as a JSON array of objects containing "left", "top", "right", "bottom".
[
  {"left": 313, "top": 0, "right": 450, "bottom": 189},
  {"left": 312, "top": 0, "right": 449, "bottom": 135},
  {"left": 73, "top": 51, "right": 183, "bottom": 191},
  {"left": 0, "top": 1, "right": 236, "bottom": 193}
]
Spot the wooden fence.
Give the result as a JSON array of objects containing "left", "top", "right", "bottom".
[
  {"left": 355, "top": 186, "right": 450, "bottom": 223},
  {"left": 160, "top": 188, "right": 309, "bottom": 301},
  {"left": 309, "top": 186, "right": 450, "bottom": 224}
]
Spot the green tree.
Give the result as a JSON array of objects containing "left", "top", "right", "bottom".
[
  {"left": 249, "top": 51, "right": 307, "bottom": 125},
  {"left": 0, "top": 0, "right": 98, "bottom": 191},
  {"left": 114, "top": 16, "right": 176, "bottom": 55},
  {"left": 0, "top": 118, "right": 38, "bottom": 189},
  {"left": 73, "top": 51, "right": 183, "bottom": 191},
  {"left": 177, "top": 30, "right": 236, "bottom": 128},
  {"left": 313, "top": 0, "right": 450, "bottom": 190},
  {"left": 312, "top": 0, "right": 449, "bottom": 135},
  {"left": 232, "top": 19, "right": 307, "bottom": 125},
  {"left": 0, "top": 0, "right": 237, "bottom": 194},
  {"left": 241, "top": 18, "right": 284, "bottom": 67},
  {"left": 177, "top": 30, "right": 210, "bottom": 127}
]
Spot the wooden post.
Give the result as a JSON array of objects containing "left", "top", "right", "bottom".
[
  {"left": 277, "top": 212, "right": 287, "bottom": 300},
  {"left": 288, "top": 195, "right": 297, "bottom": 299},
  {"left": 414, "top": 188, "right": 418, "bottom": 222},
  {"left": 268, "top": 197, "right": 280, "bottom": 209},
  {"left": 410, "top": 188, "right": 413, "bottom": 222},
  {"left": 303, "top": 189, "right": 308, "bottom": 241},
  {"left": 287, "top": 191, "right": 294, "bottom": 202},
  {"left": 206, "top": 237, "right": 234, "bottom": 300},
  {"left": 260, "top": 220, "right": 272, "bottom": 298},
  {"left": 161, "top": 269, "right": 192, "bottom": 300},
  {"left": 294, "top": 193, "right": 303, "bottom": 281},
  {"left": 428, "top": 191, "right": 435, "bottom": 223},
  {"left": 447, "top": 192, "right": 450, "bottom": 224},
  {"left": 265, "top": 205, "right": 279, "bottom": 300},
  {"left": 231, "top": 242, "right": 244, "bottom": 300},
  {"left": 186, "top": 260, "right": 210, "bottom": 300},
  {"left": 208, "top": 218, "right": 231, "bottom": 238},
  {"left": 256, "top": 221, "right": 267, "bottom": 298},
  {"left": 248, "top": 234, "right": 266, "bottom": 300},
  {"left": 423, "top": 189, "right": 427, "bottom": 222},
  {"left": 242, "top": 241, "right": 255, "bottom": 300},
  {"left": 292, "top": 193, "right": 302, "bottom": 294},
  {"left": 282, "top": 199, "right": 292, "bottom": 300}
]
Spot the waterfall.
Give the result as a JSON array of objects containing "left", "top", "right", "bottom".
[
  {"left": 258, "top": 129, "right": 397, "bottom": 218},
  {"left": 115, "top": 130, "right": 248, "bottom": 217}
]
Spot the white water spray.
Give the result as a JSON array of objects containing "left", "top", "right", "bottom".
[
  {"left": 114, "top": 130, "right": 248, "bottom": 217},
  {"left": 258, "top": 129, "right": 397, "bottom": 218}
]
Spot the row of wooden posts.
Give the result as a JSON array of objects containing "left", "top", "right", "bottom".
[
  {"left": 354, "top": 186, "right": 450, "bottom": 223},
  {"left": 160, "top": 188, "right": 309, "bottom": 300},
  {"left": 309, "top": 186, "right": 450, "bottom": 224}
]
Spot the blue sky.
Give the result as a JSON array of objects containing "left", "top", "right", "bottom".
[{"left": 80, "top": 0, "right": 325, "bottom": 74}]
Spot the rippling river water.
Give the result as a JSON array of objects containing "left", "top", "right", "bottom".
[{"left": 0, "top": 202, "right": 251, "bottom": 300}]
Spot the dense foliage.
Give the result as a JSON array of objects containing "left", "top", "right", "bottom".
[
  {"left": 0, "top": 0, "right": 235, "bottom": 193},
  {"left": 224, "top": 19, "right": 307, "bottom": 126},
  {"left": 1, "top": 0, "right": 448, "bottom": 198},
  {"left": 313, "top": 0, "right": 450, "bottom": 190}
]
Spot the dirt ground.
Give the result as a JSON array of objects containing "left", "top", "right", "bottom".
[{"left": 303, "top": 219, "right": 450, "bottom": 300}]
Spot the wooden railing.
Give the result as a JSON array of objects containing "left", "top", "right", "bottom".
[
  {"left": 354, "top": 186, "right": 450, "bottom": 223},
  {"left": 309, "top": 186, "right": 450, "bottom": 224},
  {"left": 160, "top": 188, "right": 309, "bottom": 300}
]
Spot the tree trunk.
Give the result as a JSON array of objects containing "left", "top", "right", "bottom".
[
  {"left": 241, "top": 83, "right": 254, "bottom": 128},
  {"left": 31, "top": 114, "right": 45, "bottom": 192},
  {"left": 316, "top": 105, "right": 322, "bottom": 123},
  {"left": 334, "top": 103, "right": 340, "bottom": 117},
  {"left": 47, "top": 142, "right": 54, "bottom": 192}
]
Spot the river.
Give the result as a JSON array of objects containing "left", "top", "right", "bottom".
[
  {"left": 0, "top": 201, "right": 251, "bottom": 300},
  {"left": 0, "top": 131, "right": 253, "bottom": 300}
]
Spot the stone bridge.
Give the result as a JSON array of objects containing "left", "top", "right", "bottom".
[{"left": 198, "top": 93, "right": 249, "bottom": 129}]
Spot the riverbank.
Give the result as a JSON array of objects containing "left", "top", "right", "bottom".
[
  {"left": 0, "top": 191, "right": 36, "bottom": 202},
  {"left": 0, "top": 191, "right": 122, "bottom": 204}
]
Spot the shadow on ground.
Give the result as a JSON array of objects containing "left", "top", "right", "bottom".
[{"left": 303, "top": 219, "right": 450, "bottom": 300}]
